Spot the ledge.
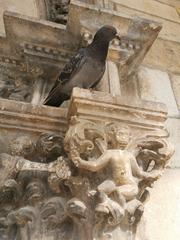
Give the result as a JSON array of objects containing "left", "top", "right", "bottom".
[
  {"left": 0, "top": 98, "right": 67, "bottom": 133},
  {"left": 0, "top": 88, "right": 168, "bottom": 135},
  {"left": 68, "top": 88, "right": 168, "bottom": 134}
]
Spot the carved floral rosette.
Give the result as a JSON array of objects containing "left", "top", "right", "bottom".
[{"left": 0, "top": 117, "right": 174, "bottom": 240}]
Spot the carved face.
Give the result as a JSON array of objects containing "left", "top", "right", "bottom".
[
  {"left": 36, "top": 133, "right": 64, "bottom": 161},
  {"left": 10, "top": 136, "right": 35, "bottom": 157},
  {"left": 40, "top": 197, "right": 66, "bottom": 229},
  {"left": 25, "top": 180, "right": 45, "bottom": 205},
  {"left": 66, "top": 198, "right": 87, "bottom": 221},
  {"left": 115, "top": 127, "right": 130, "bottom": 148},
  {"left": 105, "top": 123, "right": 130, "bottom": 149}
]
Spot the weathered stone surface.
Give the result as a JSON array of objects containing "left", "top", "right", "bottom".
[
  {"left": 170, "top": 74, "right": 180, "bottom": 109},
  {"left": 156, "top": 0, "right": 180, "bottom": 9},
  {"left": 177, "top": 7, "right": 180, "bottom": 17},
  {"left": 0, "top": 11, "right": 79, "bottom": 103},
  {"left": 0, "top": 98, "right": 67, "bottom": 133},
  {"left": 68, "top": 88, "right": 168, "bottom": 136},
  {"left": 95, "top": 62, "right": 110, "bottom": 93},
  {"left": 136, "top": 169, "right": 180, "bottom": 240},
  {"left": 138, "top": 66, "right": 179, "bottom": 116},
  {"left": 0, "top": 0, "right": 40, "bottom": 33},
  {"left": 143, "top": 38, "right": 180, "bottom": 74},
  {"left": 0, "top": 90, "right": 174, "bottom": 239},
  {"left": 121, "top": 75, "right": 139, "bottom": 98},
  {"left": 113, "top": 3, "right": 180, "bottom": 43},
  {"left": 45, "top": 0, "right": 70, "bottom": 24},
  {"left": 108, "top": 61, "right": 121, "bottom": 95},
  {"left": 110, "top": 0, "right": 180, "bottom": 22},
  {"left": 165, "top": 117, "right": 180, "bottom": 167}
]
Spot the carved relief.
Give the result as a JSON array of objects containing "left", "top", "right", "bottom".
[
  {"left": 0, "top": 116, "right": 174, "bottom": 239},
  {"left": 45, "top": 0, "right": 70, "bottom": 24},
  {"left": 64, "top": 118, "right": 174, "bottom": 239}
]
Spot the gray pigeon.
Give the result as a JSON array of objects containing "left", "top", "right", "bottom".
[{"left": 44, "top": 25, "right": 119, "bottom": 107}]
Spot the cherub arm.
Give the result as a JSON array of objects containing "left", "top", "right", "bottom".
[
  {"left": 74, "top": 151, "right": 111, "bottom": 172},
  {"left": 130, "top": 155, "right": 161, "bottom": 179}
]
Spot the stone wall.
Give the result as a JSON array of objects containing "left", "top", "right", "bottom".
[{"left": 0, "top": 0, "right": 41, "bottom": 33}]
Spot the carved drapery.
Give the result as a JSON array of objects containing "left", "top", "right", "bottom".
[{"left": 0, "top": 101, "right": 174, "bottom": 239}]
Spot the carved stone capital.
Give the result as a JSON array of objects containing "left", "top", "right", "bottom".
[{"left": 0, "top": 88, "right": 174, "bottom": 240}]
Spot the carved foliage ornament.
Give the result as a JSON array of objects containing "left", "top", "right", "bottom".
[
  {"left": 0, "top": 118, "right": 174, "bottom": 239},
  {"left": 45, "top": 0, "right": 70, "bottom": 24}
]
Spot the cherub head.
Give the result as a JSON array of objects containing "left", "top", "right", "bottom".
[
  {"left": 10, "top": 136, "right": 35, "bottom": 158},
  {"left": 105, "top": 122, "right": 130, "bottom": 149}
]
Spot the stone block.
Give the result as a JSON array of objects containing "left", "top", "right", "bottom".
[
  {"left": 156, "top": 0, "right": 180, "bottom": 9},
  {"left": 111, "top": 0, "right": 180, "bottom": 22},
  {"left": 136, "top": 169, "right": 180, "bottom": 240},
  {"left": 108, "top": 61, "right": 121, "bottom": 95},
  {"left": 143, "top": 38, "right": 180, "bottom": 74},
  {"left": 0, "top": 0, "right": 40, "bottom": 33},
  {"left": 0, "top": 98, "right": 67, "bottom": 134},
  {"left": 138, "top": 67, "right": 179, "bottom": 116},
  {"left": 68, "top": 87, "right": 168, "bottom": 137},
  {"left": 170, "top": 74, "right": 180, "bottom": 109},
  {"left": 165, "top": 117, "right": 180, "bottom": 168},
  {"left": 121, "top": 75, "right": 139, "bottom": 99},
  {"left": 113, "top": 2, "right": 180, "bottom": 43},
  {"left": 95, "top": 62, "right": 110, "bottom": 93}
]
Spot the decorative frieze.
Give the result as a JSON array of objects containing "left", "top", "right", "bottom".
[{"left": 22, "top": 42, "right": 74, "bottom": 62}]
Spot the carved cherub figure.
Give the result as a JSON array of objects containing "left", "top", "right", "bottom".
[{"left": 73, "top": 123, "right": 163, "bottom": 218}]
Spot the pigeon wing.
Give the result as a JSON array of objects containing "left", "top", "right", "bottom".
[{"left": 44, "top": 48, "right": 85, "bottom": 105}]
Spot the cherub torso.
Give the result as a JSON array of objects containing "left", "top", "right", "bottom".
[{"left": 107, "top": 149, "right": 136, "bottom": 186}]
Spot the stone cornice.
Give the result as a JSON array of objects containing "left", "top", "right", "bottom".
[
  {"left": 0, "top": 98, "right": 67, "bottom": 133},
  {"left": 0, "top": 88, "right": 168, "bottom": 135},
  {"left": 68, "top": 88, "right": 168, "bottom": 134}
]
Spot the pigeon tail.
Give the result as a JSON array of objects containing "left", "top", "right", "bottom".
[{"left": 44, "top": 92, "right": 69, "bottom": 107}]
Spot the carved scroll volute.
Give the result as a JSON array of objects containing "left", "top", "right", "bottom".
[{"left": 64, "top": 116, "right": 106, "bottom": 166}]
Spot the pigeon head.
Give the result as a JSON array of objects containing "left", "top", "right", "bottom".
[
  {"left": 87, "top": 25, "right": 120, "bottom": 62},
  {"left": 93, "top": 25, "right": 118, "bottom": 43}
]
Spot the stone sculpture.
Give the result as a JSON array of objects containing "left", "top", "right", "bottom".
[{"left": 0, "top": 116, "right": 172, "bottom": 239}]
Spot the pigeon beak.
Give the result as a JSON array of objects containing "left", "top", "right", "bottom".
[{"left": 115, "top": 34, "right": 121, "bottom": 41}]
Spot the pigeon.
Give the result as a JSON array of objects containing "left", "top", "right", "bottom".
[{"left": 44, "top": 25, "right": 120, "bottom": 107}]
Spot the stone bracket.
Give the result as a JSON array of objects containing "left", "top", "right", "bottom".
[{"left": 68, "top": 87, "right": 168, "bottom": 135}]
